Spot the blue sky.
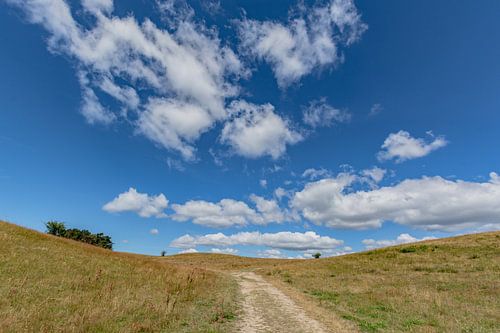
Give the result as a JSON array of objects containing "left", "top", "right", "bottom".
[{"left": 1, "top": 0, "right": 499, "bottom": 258}]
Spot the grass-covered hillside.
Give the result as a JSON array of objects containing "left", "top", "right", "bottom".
[
  {"left": 165, "top": 232, "right": 500, "bottom": 332},
  {"left": 2, "top": 220, "right": 498, "bottom": 332},
  {"left": 0, "top": 221, "right": 237, "bottom": 333}
]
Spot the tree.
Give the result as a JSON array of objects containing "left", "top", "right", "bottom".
[
  {"left": 45, "top": 221, "right": 66, "bottom": 237},
  {"left": 45, "top": 221, "right": 112, "bottom": 250},
  {"left": 161, "top": 250, "right": 166, "bottom": 257},
  {"left": 312, "top": 252, "right": 321, "bottom": 259}
]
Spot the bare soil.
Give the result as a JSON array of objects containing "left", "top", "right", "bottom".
[{"left": 233, "top": 271, "right": 329, "bottom": 333}]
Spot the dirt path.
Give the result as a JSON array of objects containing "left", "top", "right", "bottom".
[{"left": 232, "top": 271, "right": 329, "bottom": 333}]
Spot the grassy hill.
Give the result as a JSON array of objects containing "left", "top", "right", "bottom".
[
  {"left": 0, "top": 221, "right": 237, "bottom": 332},
  {"left": 164, "top": 232, "right": 500, "bottom": 332},
  {"left": 1, "top": 220, "right": 499, "bottom": 332}
]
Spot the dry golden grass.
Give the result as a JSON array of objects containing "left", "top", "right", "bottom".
[
  {"left": 163, "top": 232, "right": 500, "bottom": 333},
  {"left": 2, "top": 219, "right": 498, "bottom": 332},
  {"left": 0, "top": 221, "right": 237, "bottom": 333}
]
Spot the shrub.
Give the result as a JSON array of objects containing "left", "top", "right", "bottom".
[
  {"left": 45, "top": 221, "right": 112, "bottom": 249},
  {"left": 45, "top": 221, "right": 66, "bottom": 237},
  {"left": 399, "top": 246, "right": 417, "bottom": 253},
  {"left": 313, "top": 252, "right": 322, "bottom": 259}
]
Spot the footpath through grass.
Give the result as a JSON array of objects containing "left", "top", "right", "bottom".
[
  {"left": 165, "top": 232, "right": 500, "bottom": 333},
  {"left": 0, "top": 221, "right": 237, "bottom": 333}
]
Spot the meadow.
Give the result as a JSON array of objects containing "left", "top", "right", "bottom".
[
  {"left": 1, "top": 220, "right": 499, "bottom": 332},
  {"left": 0, "top": 221, "right": 237, "bottom": 332},
  {"left": 163, "top": 232, "right": 500, "bottom": 332}
]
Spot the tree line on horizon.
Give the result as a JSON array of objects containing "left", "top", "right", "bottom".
[{"left": 45, "top": 221, "right": 113, "bottom": 250}]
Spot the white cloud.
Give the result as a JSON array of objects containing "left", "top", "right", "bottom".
[
  {"left": 292, "top": 172, "right": 500, "bottom": 231},
  {"left": 377, "top": 130, "right": 448, "bottom": 163},
  {"left": 170, "top": 231, "right": 343, "bottom": 251},
  {"left": 179, "top": 248, "right": 198, "bottom": 254},
  {"left": 171, "top": 194, "right": 288, "bottom": 228},
  {"left": 259, "top": 179, "right": 268, "bottom": 188},
  {"left": 82, "top": 0, "right": 113, "bottom": 14},
  {"left": 473, "top": 224, "right": 500, "bottom": 232},
  {"left": 274, "top": 187, "right": 288, "bottom": 200},
  {"left": 79, "top": 73, "right": 116, "bottom": 125},
  {"left": 221, "top": 100, "right": 302, "bottom": 159},
  {"left": 138, "top": 98, "right": 215, "bottom": 160},
  {"left": 6, "top": 0, "right": 245, "bottom": 159},
  {"left": 171, "top": 198, "right": 257, "bottom": 228},
  {"left": 250, "top": 194, "right": 286, "bottom": 224},
  {"left": 302, "top": 247, "right": 353, "bottom": 258},
  {"left": 237, "top": 0, "right": 367, "bottom": 87},
  {"left": 210, "top": 247, "right": 238, "bottom": 254},
  {"left": 360, "top": 167, "right": 386, "bottom": 187},
  {"left": 150, "top": 228, "right": 159, "bottom": 235},
  {"left": 303, "top": 98, "right": 350, "bottom": 128},
  {"left": 201, "top": 0, "right": 222, "bottom": 15},
  {"left": 369, "top": 103, "right": 383, "bottom": 116},
  {"left": 302, "top": 167, "right": 331, "bottom": 180},
  {"left": 258, "top": 248, "right": 284, "bottom": 258},
  {"left": 80, "top": 85, "right": 116, "bottom": 125},
  {"left": 103, "top": 187, "right": 168, "bottom": 218},
  {"left": 362, "top": 233, "right": 436, "bottom": 250}
]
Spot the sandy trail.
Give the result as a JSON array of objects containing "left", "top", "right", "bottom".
[{"left": 232, "top": 271, "right": 329, "bottom": 333}]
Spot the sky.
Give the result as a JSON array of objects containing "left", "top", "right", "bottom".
[{"left": 1, "top": 0, "right": 499, "bottom": 258}]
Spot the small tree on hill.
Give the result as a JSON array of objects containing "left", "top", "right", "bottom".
[
  {"left": 161, "top": 250, "right": 166, "bottom": 257},
  {"left": 45, "top": 221, "right": 66, "bottom": 237},
  {"left": 312, "top": 252, "right": 321, "bottom": 259}
]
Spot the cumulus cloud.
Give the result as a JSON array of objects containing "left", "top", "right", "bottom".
[
  {"left": 259, "top": 179, "right": 268, "bottom": 188},
  {"left": 150, "top": 228, "right": 159, "bottom": 235},
  {"left": 301, "top": 247, "right": 353, "bottom": 258},
  {"left": 377, "top": 130, "right": 448, "bottom": 163},
  {"left": 257, "top": 248, "right": 284, "bottom": 258},
  {"left": 138, "top": 98, "right": 215, "bottom": 160},
  {"left": 250, "top": 194, "right": 286, "bottom": 223},
  {"left": 103, "top": 187, "right": 168, "bottom": 218},
  {"left": 362, "top": 233, "right": 436, "bottom": 250},
  {"left": 360, "top": 166, "right": 386, "bottom": 188},
  {"left": 210, "top": 247, "right": 238, "bottom": 254},
  {"left": 221, "top": 100, "right": 302, "bottom": 159},
  {"left": 171, "top": 194, "right": 287, "bottom": 228},
  {"left": 302, "top": 98, "right": 350, "bottom": 128},
  {"left": 292, "top": 172, "right": 500, "bottom": 231},
  {"left": 179, "top": 248, "right": 198, "bottom": 254},
  {"left": 6, "top": 0, "right": 245, "bottom": 159},
  {"left": 170, "top": 231, "right": 343, "bottom": 251},
  {"left": 237, "top": 0, "right": 367, "bottom": 87},
  {"left": 171, "top": 198, "right": 258, "bottom": 228}
]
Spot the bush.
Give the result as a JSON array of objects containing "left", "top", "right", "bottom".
[
  {"left": 399, "top": 246, "right": 417, "bottom": 253},
  {"left": 45, "top": 221, "right": 66, "bottom": 237},
  {"left": 313, "top": 252, "right": 322, "bottom": 259},
  {"left": 45, "top": 221, "right": 112, "bottom": 249}
]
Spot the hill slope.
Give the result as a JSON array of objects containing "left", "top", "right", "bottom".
[
  {"left": 164, "top": 232, "right": 500, "bottom": 332},
  {"left": 0, "top": 221, "right": 237, "bottom": 332},
  {"left": 2, "top": 220, "right": 499, "bottom": 332}
]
